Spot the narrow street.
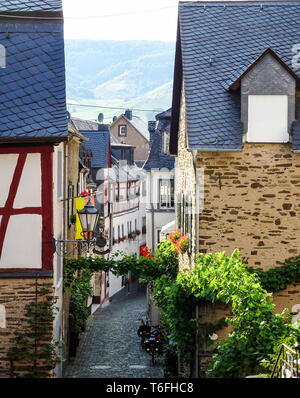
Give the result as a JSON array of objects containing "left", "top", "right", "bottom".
[{"left": 64, "top": 290, "right": 164, "bottom": 378}]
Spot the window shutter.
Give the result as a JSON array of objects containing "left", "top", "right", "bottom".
[
  {"left": 188, "top": 196, "right": 192, "bottom": 254},
  {"left": 67, "top": 183, "right": 74, "bottom": 227}
]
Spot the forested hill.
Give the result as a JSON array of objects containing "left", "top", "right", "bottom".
[{"left": 65, "top": 40, "right": 175, "bottom": 122}]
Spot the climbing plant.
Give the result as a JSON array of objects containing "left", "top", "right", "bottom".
[
  {"left": 247, "top": 255, "right": 300, "bottom": 292},
  {"left": 63, "top": 237, "right": 300, "bottom": 378},
  {"left": 177, "top": 251, "right": 300, "bottom": 377},
  {"left": 7, "top": 279, "right": 62, "bottom": 378}
]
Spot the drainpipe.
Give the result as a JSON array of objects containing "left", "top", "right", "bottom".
[
  {"left": 191, "top": 149, "right": 199, "bottom": 378},
  {"left": 63, "top": 141, "right": 68, "bottom": 248}
]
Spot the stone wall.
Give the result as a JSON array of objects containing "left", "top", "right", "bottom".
[
  {"left": 176, "top": 90, "right": 300, "bottom": 376},
  {"left": 197, "top": 143, "right": 300, "bottom": 271},
  {"left": 176, "top": 85, "right": 198, "bottom": 270},
  {"left": 0, "top": 276, "right": 53, "bottom": 378}
]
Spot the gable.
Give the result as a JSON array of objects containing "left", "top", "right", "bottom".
[
  {"left": 111, "top": 115, "right": 149, "bottom": 142},
  {"left": 170, "top": 1, "right": 300, "bottom": 154}
]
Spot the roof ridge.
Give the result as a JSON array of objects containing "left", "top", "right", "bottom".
[{"left": 179, "top": 1, "right": 300, "bottom": 5}]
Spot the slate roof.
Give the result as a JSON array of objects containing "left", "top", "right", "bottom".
[
  {"left": 111, "top": 163, "right": 144, "bottom": 183},
  {"left": 0, "top": 11, "right": 67, "bottom": 143},
  {"left": 70, "top": 118, "right": 110, "bottom": 169},
  {"left": 144, "top": 108, "right": 175, "bottom": 171},
  {"left": 0, "top": 1, "right": 62, "bottom": 13},
  {"left": 170, "top": 1, "right": 300, "bottom": 153}
]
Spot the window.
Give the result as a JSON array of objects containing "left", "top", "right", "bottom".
[
  {"left": 247, "top": 95, "right": 289, "bottom": 143},
  {"left": 118, "top": 125, "right": 127, "bottom": 137},
  {"left": 68, "top": 183, "right": 74, "bottom": 227},
  {"left": 159, "top": 179, "right": 174, "bottom": 209},
  {"left": 157, "top": 229, "right": 161, "bottom": 244},
  {"left": 57, "top": 150, "right": 63, "bottom": 199},
  {"left": 162, "top": 131, "right": 170, "bottom": 154},
  {"left": 119, "top": 183, "right": 126, "bottom": 200},
  {"left": 142, "top": 216, "right": 146, "bottom": 234},
  {"left": 0, "top": 44, "right": 6, "bottom": 68}
]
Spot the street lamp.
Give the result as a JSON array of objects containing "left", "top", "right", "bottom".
[
  {"left": 53, "top": 196, "right": 109, "bottom": 255},
  {"left": 77, "top": 197, "right": 100, "bottom": 239}
]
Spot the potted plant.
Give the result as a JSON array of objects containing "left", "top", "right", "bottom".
[{"left": 80, "top": 190, "right": 89, "bottom": 198}]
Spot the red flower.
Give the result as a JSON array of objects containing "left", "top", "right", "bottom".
[
  {"left": 140, "top": 246, "right": 153, "bottom": 258},
  {"left": 80, "top": 190, "right": 89, "bottom": 197},
  {"left": 174, "top": 233, "right": 189, "bottom": 254},
  {"left": 168, "top": 229, "right": 182, "bottom": 243}
]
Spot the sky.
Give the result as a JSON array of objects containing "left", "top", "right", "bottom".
[{"left": 62, "top": 0, "right": 182, "bottom": 42}]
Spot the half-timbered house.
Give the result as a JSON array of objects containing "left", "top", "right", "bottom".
[{"left": 0, "top": 0, "right": 68, "bottom": 378}]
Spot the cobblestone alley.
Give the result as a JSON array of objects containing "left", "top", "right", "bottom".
[{"left": 64, "top": 289, "right": 164, "bottom": 378}]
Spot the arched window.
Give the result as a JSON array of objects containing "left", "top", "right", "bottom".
[
  {"left": 0, "top": 304, "right": 6, "bottom": 328},
  {"left": 0, "top": 44, "right": 6, "bottom": 68}
]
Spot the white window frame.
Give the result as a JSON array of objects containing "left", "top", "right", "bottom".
[
  {"left": 159, "top": 179, "right": 175, "bottom": 209},
  {"left": 0, "top": 44, "right": 6, "bottom": 68},
  {"left": 162, "top": 131, "right": 170, "bottom": 154},
  {"left": 118, "top": 125, "right": 127, "bottom": 137}
]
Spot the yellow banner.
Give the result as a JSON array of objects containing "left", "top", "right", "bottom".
[{"left": 75, "top": 197, "right": 85, "bottom": 240}]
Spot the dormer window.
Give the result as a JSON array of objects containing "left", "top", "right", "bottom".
[
  {"left": 0, "top": 44, "right": 6, "bottom": 68},
  {"left": 230, "top": 49, "right": 297, "bottom": 145},
  {"left": 162, "top": 131, "right": 170, "bottom": 154}
]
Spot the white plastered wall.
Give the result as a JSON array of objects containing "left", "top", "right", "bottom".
[{"left": 0, "top": 153, "right": 42, "bottom": 269}]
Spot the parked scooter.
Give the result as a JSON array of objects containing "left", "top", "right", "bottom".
[
  {"left": 137, "top": 318, "right": 151, "bottom": 348},
  {"left": 143, "top": 325, "right": 165, "bottom": 365}
]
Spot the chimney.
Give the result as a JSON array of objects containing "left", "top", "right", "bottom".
[
  {"left": 148, "top": 121, "right": 156, "bottom": 133},
  {"left": 125, "top": 109, "right": 132, "bottom": 120}
]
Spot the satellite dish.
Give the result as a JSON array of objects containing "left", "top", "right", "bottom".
[
  {"left": 98, "top": 113, "right": 104, "bottom": 123},
  {"left": 66, "top": 111, "right": 71, "bottom": 119}
]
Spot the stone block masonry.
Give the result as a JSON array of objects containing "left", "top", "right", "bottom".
[
  {"left": 197, "top": 143, "right": 300, "bottom": 272},
  {"left": 0, "top": 276, "right": 53, "bottom": 378}
]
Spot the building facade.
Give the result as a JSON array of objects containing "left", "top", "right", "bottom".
[
  {"left": 0, "top": 0, "right": 68, "bottom": 378},
  {"left": 144, "top": 109, "right": 175, "bottom": 252},
  {"left": 169, "top": 0, "right": 300, "bottom": 375},
  {"left": 110, "top": 110, "right": 149, "bottom": 167}
]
